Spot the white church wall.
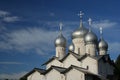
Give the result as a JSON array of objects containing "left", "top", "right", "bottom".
[
  {"left": 65, "top": 68, "right": 85, "bottom": 80},
  {"left": 45, "top": 69, "right": 65, "bottom": 80},
  {"left": 85, "top": 44, "right": 96, "bottom": 56},
  {"left": 46, "top": 59, "right": 63, "bottom": 69},
  {"left": 81, "top": 57, "right": 98, "bottom": 74},
  {"left": 63, "top": 54, "right": 82, "bottom": 68},
  {"left": 27, "top": 71, "right": 45, "bottom": 80}
]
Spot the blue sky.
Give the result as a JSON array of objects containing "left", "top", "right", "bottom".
[{"left": 0, "top": 0, "right": 120, "bottom": 79}]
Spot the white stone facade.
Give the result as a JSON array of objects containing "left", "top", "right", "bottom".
[
  {"left": 45, "top": 69, "right": 65, "bottom": 80},
  {"left": 62, "top": 54, "right": 82, "bottom": 68},
  {"left": 85, "top": 44, "right": 97, "bottom": 56},
  {"left": 46, "top": 58, "right": 63, "bottom": 69},
  {"left": 27, "top": 71, "right": 45, "bottom": 80},
  {"left": 72, "top": 38, "right": 86, "bottom": 55},
  {"left": 65, "top": 68, "right": 85, "bottom": 80}
]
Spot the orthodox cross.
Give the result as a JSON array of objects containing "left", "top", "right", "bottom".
[
  {"left": 100, "top": 27, "right": 103, "bottom": 35},
  {"left": 59, "top": 22, "right": 63, "bottom": 34},
  {"left": 88, "top": 18, "right": 92, "bottom": 26},
  {"left": 78, "top": 11, "right": 84, "bottom": 27},
  {"left": 100, "top": 27, "right": 103, "bottom": 38},
  {"left": 88, "top": 18, "right": 92, "bottom": 31},
  {"left": 78, "top": 11, "right": 84, "bottom": 19}
]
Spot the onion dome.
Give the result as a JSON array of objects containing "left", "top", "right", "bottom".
[
  {"left": 55, "top": 34, "right": 66, "bottom": 47},
  {"left": 98, "top": 37, "right": 108, "bottom": 50},
  {"left": 55, "top": 23, "right": 66, "bottom": 47},
  {"left": 72, "top": 11, "right": 88, "bottom": 39},
  {"left": 68, "top": 43, "right": 75, "bottom": 51},
  {"left": 98, "top": 27, "right": 108, "bottom": 50},
  {"left": 72, "top": 25, "right": 88, "bottom": 39},
  {"left": 84, "top": 18, "right": 98, "bottom": 44},
  {"left": 84, "top": 30, "right": 98, "bottom": 44}
]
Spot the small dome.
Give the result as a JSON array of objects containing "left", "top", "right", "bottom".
[
  {"left": 68, "top": 43, "right": 75, "bottom": 51},
  {"left": 84, "top": 30, "right": 98, "bottom": 44},
  {"left": 72, "top": 26, "right": 88, "bottom": 39},
  {"left": 55, "top": 34, "right": 66, "bottom": 47},
  {"left": 98, "top": 38, "right": 108, "bottom": 50}
]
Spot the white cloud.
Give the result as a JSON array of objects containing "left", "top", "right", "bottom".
[
  {"left": 0, "top": 71, "right": 27, "bottom": 79},
  {"left": 0, "top": 27, "right": 59, "bottom": 55},
  {"left": 0, "top": 10, "right": 10, "bottom": 17},
  {"left": 92, "top": 20, "right": 117, "bottom": 28},
  {"left": 0, "top": 10, "right": 20, "bottom": 23},
  {"left": 3, "top": 16, "right": 20, "bottom": 22},
  {"left": 0, "top": 62, "right": 24, "bottom": 65}
]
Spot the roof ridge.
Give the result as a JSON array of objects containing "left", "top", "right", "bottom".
[
  {"left": 71, "top": 65, "right": 87, "bottom": 70},
  {"left": 42, "top": 56, "right": 59, "bottom": 65},
  {"left": 51, "top": 65, "right": 67, "bottom": 69}
]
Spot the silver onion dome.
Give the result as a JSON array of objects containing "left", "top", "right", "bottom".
[
  {"left": 68, "top": 43, "right": 75, "bottom": 51},
  {"left": 72, "top": 11, "right": 88, "bottom": 39},
  {"left": 98, "top": 38, "right": 108, "bottom": 50},
  {"left": 72, "top": 26, "right": 88, "bottom": 39},
  {"left": 84, "top": 30, "right": 98, "bottom": 44},
  {"left": 55, "top": 33, "right": 66, "bottom": 47}
]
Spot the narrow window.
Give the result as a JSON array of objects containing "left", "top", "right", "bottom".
[
  {"left": 78, "top": 48, "right": 80, "bottom": 54},
  {"left": 87, "top": 66, "right": 89, "bottom": 70}
]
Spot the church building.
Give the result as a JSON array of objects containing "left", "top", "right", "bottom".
[{"left": 21, "top": 11, "right": 115, "bottom": 80}]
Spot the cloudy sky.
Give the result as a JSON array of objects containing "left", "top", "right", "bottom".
[{"left": 0, "top": 0, "right": 120, "bottom": 79}]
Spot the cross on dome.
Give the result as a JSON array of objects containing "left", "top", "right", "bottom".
[
  {"left": 99, "top": 27, "right": 103, "bottom": 38},
  {"left": 59, "top": 22, "right": 63, "bottom": 31},
  {"left": 78, "top": 11, "right": 84, "bottom": 19},
  {"left": 59, "top": 22, "right": 63, "bottom": 34},
  {"left": 88, "top": 18, "right": 92, "bottom": 32},
  {"left": 78, "top": 11, "right": 84, "bottom": 27},
  {"left": 88, "top": 18, "right": 92, "bottom": 26},
  {"left": 100, "top": 27, "right": 103, "bottom": 35}
]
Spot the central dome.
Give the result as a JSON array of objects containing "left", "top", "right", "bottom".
[{"left": 72, "top": 25, "right": 88, "bottom": 39}]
